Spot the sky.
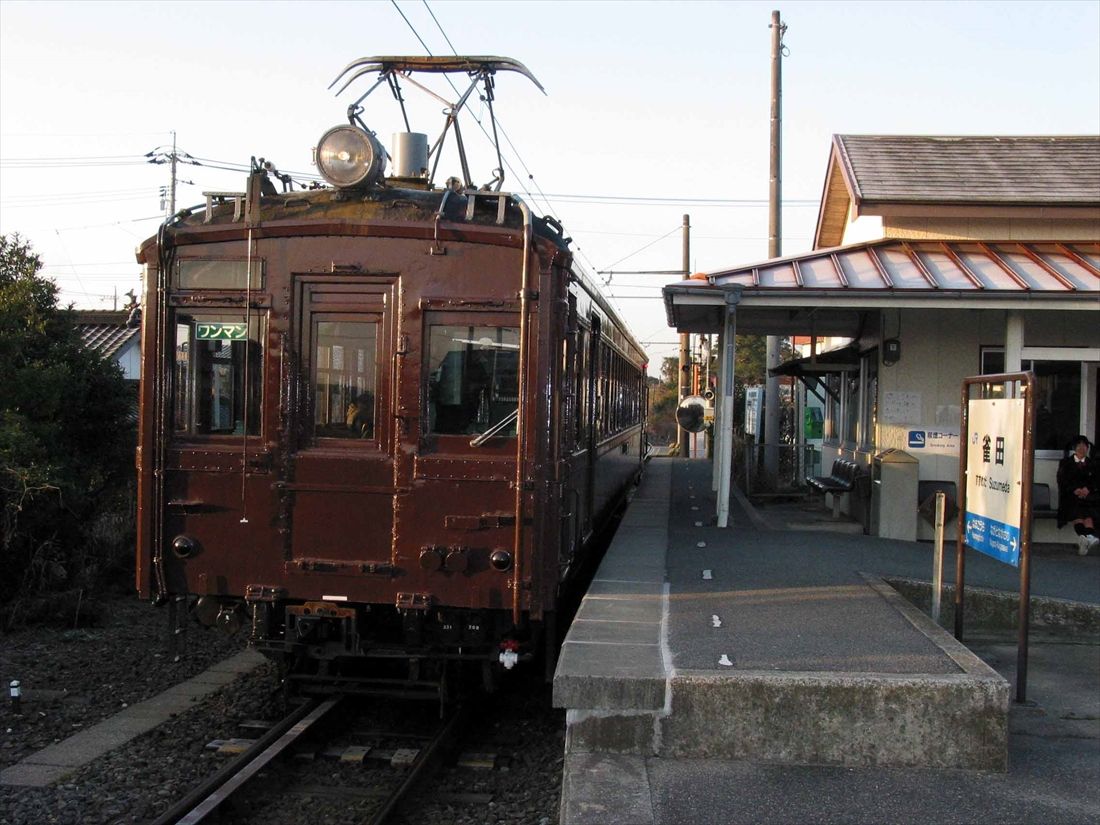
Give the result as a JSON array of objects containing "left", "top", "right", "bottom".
[{"left": 1, "top": 0, "right": 1098, "bottom": 375}]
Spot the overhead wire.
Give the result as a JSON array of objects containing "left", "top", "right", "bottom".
[
  {"left": 401, "top": 0, "right": 629, "bottom": 315},
  {"left": 390, "top": 1, "right": 557, "bottom": 216},
  {"left": 601, "top": 225, "right": 682, "bottom": 274},
  {"left": 387, "top": 2, "right": 798, "bottom": 323}
]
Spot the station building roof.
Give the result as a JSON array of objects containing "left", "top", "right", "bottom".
[
  {"left": 815, "top": 135, "right": 1100, "bottom": 248},
  {"left": 663, "top": 239, "right": 1100, "bottom": 337}
]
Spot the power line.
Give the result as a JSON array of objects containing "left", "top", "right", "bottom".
[
  {"left": 541, "top": 192, "right": 819, "bottom": 205},
  {"left": 390, "top": 0, "right": 435, "bottom": 54},
  {"left": 0, "top": 159, "right": 149, "bottom": 169},
  {"left": 2, "top": 194, "right": 154, "bottom": 209},
  {"left": 13, "top": 215, "right": 164, "bottom": 232},
  {"left": 422, "top": 0, "right": 458, "bottom": 54},
  {"left": 602, "top": 225, "right": 681, "bottom": 272}
]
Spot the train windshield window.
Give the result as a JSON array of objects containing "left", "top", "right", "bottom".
[
  {"left": 173, "top": 313, "right": 263, "bottom": 435},
  {"left": 178, "top": 259, "right": 262, "bottom": 290},
  {"left": 313, "top": 320, "right": 378, "bottom": 440},
  {"left": 427, "top": 325, "right": 519, "bottom": 436}
]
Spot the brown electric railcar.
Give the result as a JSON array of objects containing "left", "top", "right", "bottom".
[{"left": 134, "top": 57, "right": 647, "bottom": 693}]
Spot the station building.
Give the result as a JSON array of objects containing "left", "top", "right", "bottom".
[{"left": 663, "top": 135, "right": 1099, "bottom": 542}]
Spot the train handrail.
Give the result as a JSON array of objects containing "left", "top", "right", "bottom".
[
  {"left": 512, "top": 197, "right": 534, "bottom": 625},
  {"left": 469, "top": 408, "right": 519, "bottom": 447}
]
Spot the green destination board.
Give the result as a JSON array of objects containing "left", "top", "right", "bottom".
[{"left": 195, "top": 322, "right": 248, "bottom": 341}]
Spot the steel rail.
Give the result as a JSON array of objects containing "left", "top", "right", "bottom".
[
  {"left": 151, "top": 695, "right": 342, "bottom": 825},
  {"left": 367, "top": 703, "right": 468, "bottom": 825}
]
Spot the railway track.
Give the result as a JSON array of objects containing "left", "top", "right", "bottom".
[{"left": 152, "top": 695, "right": 465, "bottom": 825}]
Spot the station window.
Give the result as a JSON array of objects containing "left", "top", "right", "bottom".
[
  {"left": 313, "top": 320, "right": 379, "bottom": 440},
  {"left": 981, "top": 348, "right": 1087, "bottom": 453},
  {"left": 426, "top": 325, "right": 519, "bottom": 436},
  {"left": 173, "top": 313, "right": 263, "bottom": 435}
]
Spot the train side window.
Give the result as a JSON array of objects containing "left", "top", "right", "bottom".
[
  {"left": 426, "top": 324, "right": 519, "bottom": 436},
  {"left": 313, "top": 320, "right": 379, "bottom": 440},
  {"left": 173, "top": 313, "right": 263, "bottom": 435}
]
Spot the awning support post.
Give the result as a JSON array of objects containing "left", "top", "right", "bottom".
[{"left": 717, "top": 291, "right": 740, "bottom": 528}]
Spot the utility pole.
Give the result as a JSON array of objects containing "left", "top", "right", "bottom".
[
  {"left": 150, "top": 131, "right": 181, "bottom": 219},
  {"left": 678, "top": 213, "right": 692, "bottom": 457},
  {"left": 764, "top": 10, "right": 786, "bottom": 486},
  {"left": 169, "top": 130, "right": 178, "bottom": 217}
]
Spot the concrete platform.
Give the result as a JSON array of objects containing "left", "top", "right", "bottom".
[
  {"left": 560, "top": 629, "right": 1100, "bottom": 825},
  {"left": 556, "top": 457, "right": 1100, "bottom": 822},
  {"left": 555, "top": 458, "right": 1009, "bottom": 772},
  {"left": 0, "top": 648, "right": 265, "bottom": 788}
]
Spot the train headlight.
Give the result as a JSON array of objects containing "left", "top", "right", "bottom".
[
  {"left": 490, "top": 549, "right": 513, "bottom": 572},
  {"left": 314, "top": 125, "right": 386, "bottom": 189}
]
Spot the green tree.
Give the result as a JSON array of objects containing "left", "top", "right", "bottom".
[
  {"left": 0, "top": 234, "right": 134, "bottom": 624},
  {"left": 646, "top": 336, "right": 795, "bottom": 440},
  {"left": 647, "top": 359, "right": 679, "bottom": 445}
]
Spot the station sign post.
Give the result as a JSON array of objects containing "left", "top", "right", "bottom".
[{"left": 955, "top": 372, "right": 1035, "bottom": 704}]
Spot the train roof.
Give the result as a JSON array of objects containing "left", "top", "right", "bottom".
[{"left": 138, "top": 177, "right": 646, "bottom": 362}]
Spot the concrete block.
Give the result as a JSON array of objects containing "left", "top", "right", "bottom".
[
  {"left": 554, "top": 642, "right": 666, "bottom": 710},
  {"left": 0, "top": 763, "right": 69, "bottom": 788},
  {"left": 660, "top": 670, "right": 1008, "bottom": 770},
  {"left": 560, "top": 752, "right": 654, "bottom": 825},
  {"left": 24, "top": 724, "right": 136, "bottom": 767},
  {"left": 206, "top": 649, "right": 267, "bottom": 673},
  {"left": 179, "top": 669, "right": 240, "bottom": 688},
  {"left": 573, "top": 596, "right": 662, "bottom": 625},
  {"left": 566, "top": 619, "right": 661, "bottom": 646},
  {"left": 585, "top": 580, "right": 664, "bottom": 599},
  {"left": 564, "top": 709, "right": 659, "bottom": 755}
]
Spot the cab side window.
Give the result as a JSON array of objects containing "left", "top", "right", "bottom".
[
  {"left": 173, "top": 313, "right": 263, "bottom": 436},
  {"left": 426, "top": 324, "right": 519, "bottom": 436}
]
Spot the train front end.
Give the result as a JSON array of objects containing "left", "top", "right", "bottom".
[{"left": 135, "top": 58, "right": 567, "bottom": 694}]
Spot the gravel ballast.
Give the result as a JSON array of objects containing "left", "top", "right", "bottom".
[{"left": 0, "top": 594, "right": 565, "bottom": 825}]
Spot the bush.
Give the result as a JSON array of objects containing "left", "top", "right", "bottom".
[{"left": 0, "top": 234, "right": 135, "bottom": 627}]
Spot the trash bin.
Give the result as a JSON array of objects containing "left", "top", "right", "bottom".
[{"left": 871, "top": 449, "right": 920, "bottom": 541}]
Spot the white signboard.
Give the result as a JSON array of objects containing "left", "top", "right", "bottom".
[
  {"left": 744, "top": 386, "right": 763, "bottom": 436},
  {"left": 963, "top": 398, "right": 1025, "bottom": 566},
  {"left": 905, "top": 427, "right": 960, "bottom": 455}
]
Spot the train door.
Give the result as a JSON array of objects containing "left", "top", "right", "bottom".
[
  {"left": 407, "top": 309, "right": 524, "bottom": 605},
  {"left": 285, "top": 276, "right": 398, "bottom": 587}
]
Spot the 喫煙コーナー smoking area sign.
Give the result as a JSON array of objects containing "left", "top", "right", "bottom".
[{"left": 964, "top": 398, "right": 1025, "bottom": 566}]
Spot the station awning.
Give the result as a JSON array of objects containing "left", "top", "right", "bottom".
[
  {"left": 769, "top": 343, "right": 860, "bottom": 377},
  {"left": 663, "top": 239, "right": 1100, "bottom": 335}
]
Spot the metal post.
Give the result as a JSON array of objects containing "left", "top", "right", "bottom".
[
  {"left": 712, "top": 330, "right": 723, "bottom": 492},
  {"left": 717, "top": 293, "right": 740, "bottom": 527},
  {"left": 1017, "top": 373, "right": 1036, "bottom": 704},
  {"left": 932, "top": 491, "right": 945, "bottom": 625},
  {"left": 954, "top": 381, "right": 969, "bottom": 642},
  {"left": 678, "top": 214, "right": 691, "bottom": 457}
]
